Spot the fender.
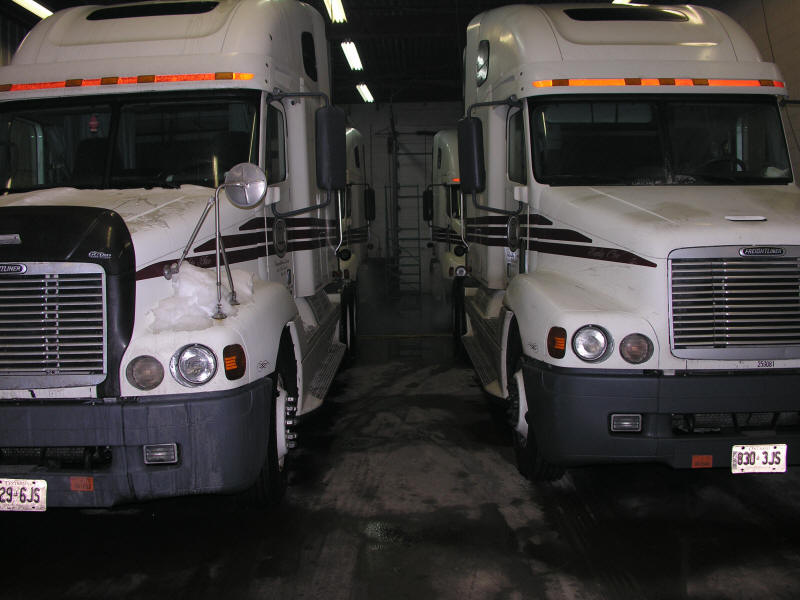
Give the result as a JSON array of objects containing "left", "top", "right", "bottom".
[{"left": 505, "top": 271, "right": 660, "bottom": 371}]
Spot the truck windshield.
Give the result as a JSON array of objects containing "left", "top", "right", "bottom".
[
  {"left": 529, "top": 95, "right": 792, "bottom": 185},
  {"left": 0, "top": 91, "right": 259, "bottom": 192}
]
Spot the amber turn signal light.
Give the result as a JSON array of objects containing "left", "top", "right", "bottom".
[
  {"left": 547, "top": 327, "right": 567, "bottom": 359},
  {"left": 223, "top": 344, "right": 246, "bottom": 380}
]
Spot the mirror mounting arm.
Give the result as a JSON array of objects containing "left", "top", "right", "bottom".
[
  {"left": 268, "top": 87, "right": 336, "bottom": 218},
  {"left": 267, "top": 88, "right": 330, "bottom": 108},
  {"left": 271, "top": 190, "right": 334, "bottom": 218},
  {"left": 163, "top": 195, "right": 216, "bottom": 280},
  {"left": 164, "top": 163, "right": 267, "bottom": 320},
  {"left": 466, "top": 95, "right": 521, "bottom": 117},
  {"left": 462, "top": 95, "right": 524, "bottom": 217}
]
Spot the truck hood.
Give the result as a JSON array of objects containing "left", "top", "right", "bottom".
[
  {"left": 0, "top": 186, "right": 217, "bottom": 267},
  {"left": 543, "top": 184, "right": 800, "bottom": 260}
]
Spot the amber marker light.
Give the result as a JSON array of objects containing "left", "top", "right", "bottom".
[
  {"left": 532, "top": 77, "right": 784, "bottom": 89},
  {"left": 0, "top": 72, "right": 255, "bottom": 92},
  {"left": 547, "top": 326, "right": 567, "bottom": 359},
  {"left": 223, "top": 344, "right": 246, "bottom": 380}
]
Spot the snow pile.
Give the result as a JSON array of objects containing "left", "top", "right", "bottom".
[{"left": 148, "top": 262, "right": 254, "bottom": 332}]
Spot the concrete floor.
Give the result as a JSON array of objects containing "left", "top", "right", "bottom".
[{"left": 5, "top": 260, "right": 800, "bottom": 599}]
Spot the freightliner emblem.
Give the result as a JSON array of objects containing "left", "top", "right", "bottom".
[
  {"left": 739, "top": 247, "right": 785, "bottom": 257},
  {"left": 0, "top": 263, "right": 27, "bottom": 274}
]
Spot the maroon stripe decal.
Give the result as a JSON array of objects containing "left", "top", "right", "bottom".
[
  {"left": 526, "top": 214, "right": 553, "bottom": 226},
  {"left": 532, "top": 241, "right": 656, "bottom": 267},
  {"left": 239, "top": 217, "right": 265, "bottom": 231},
  {"left": 524, "top": 228, "right": 592, "bottom": 243},
  {"left": 136, "top": 245, "right": 266, "bottom": 280},
  {"left": 193, "top": 232, "right": 266, "bottom": 253}
]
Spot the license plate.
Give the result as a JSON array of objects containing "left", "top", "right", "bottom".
[
  {"left": 0, "top": 478, "right": 47, "bottom": 511},
  {"left": 731, "top": 444, "right": 787, "bottom": 474}
]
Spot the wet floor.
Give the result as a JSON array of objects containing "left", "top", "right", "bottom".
[{"left": 5, "top": 263, "right": 800, "bottom": 599}]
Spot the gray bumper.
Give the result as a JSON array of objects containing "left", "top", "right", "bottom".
[
  {"left": 522, "top": 359, "right": 800, "bottom": 470},
  {"left": 0, "top": 378, "right": 272, "bottom": 508}
]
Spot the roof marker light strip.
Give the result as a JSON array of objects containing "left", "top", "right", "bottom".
[
  {"left": 532, "top": 78, "right": 785, "bottom": 89},
  {"left": 0, "top": 72, "right": 255, "bottom": 92}
]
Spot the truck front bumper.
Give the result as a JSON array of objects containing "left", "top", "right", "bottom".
[
  {"left": 0, "top": 378, "right": 272, "bottom": 508},
  {"left": 522, "top": 359, "right": 800, "bottom": 470}
]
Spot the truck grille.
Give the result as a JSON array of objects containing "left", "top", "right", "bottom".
[
  {"left": 669, "top": 247, "right": 800, "bottom": 359},
  {"left": 0, "top": 264, "right": 106, "bottom": 383}
]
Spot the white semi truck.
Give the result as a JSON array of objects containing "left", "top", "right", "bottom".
[
  {"left": 0, "top": 0, "right": 349, "bottom": 509},
  {"left": 457, "top": 3, "right": 800, "bottom": 480},
  {"left": 424, "top": 129, "right": 467, "bottom": 312},
  {"left": 336, "top": 126, "right": 374, "bottom": 354}
]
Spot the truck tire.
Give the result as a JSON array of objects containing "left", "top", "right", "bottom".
[
  {"left": 506, "top": 324, "right": 565, "bottom": 482},
  {"left": 452, "top": 277, "right": 466, "bottom": 341},
  {"left": 248, "top": 372, "right": 289, "bottom": 507},
  {"left": 340, "top": 283, "right": 357, "bottom": 356},
  {"left": 247, "top": 335, "right": 296, "bottom": 507}
]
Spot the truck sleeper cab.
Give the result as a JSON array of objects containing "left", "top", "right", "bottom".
[
  {"left": 335, "top": 126, "right": 374, "bottom": 355},
  {"left": 0, "top": 0, "right": 348, "bottom": 509},
  {"left": 456, "top": 3, "right": 800, "bottom": 480},
  {"left": 424, "top": 129, "right": 467, "bottom": 308}
]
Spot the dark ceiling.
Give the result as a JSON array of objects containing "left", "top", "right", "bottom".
[{"left": 4, "top": 0, "right": 719, "bottom": 105}]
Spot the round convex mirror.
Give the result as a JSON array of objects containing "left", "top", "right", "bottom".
[{"left": 224, "top": 163, "right": 268, "bottom": 208}]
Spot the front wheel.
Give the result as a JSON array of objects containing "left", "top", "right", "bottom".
[
  {"left": 506, "top": 327, "right": 564, "bottom": 482},
  {"left": 248, "top": 373, "right": 289, "bottom": 506},
  {"left": 340, "top": 283, "right": 358, "bottom": 357},
  {"left": 452, "top": 277, "right": 465, "bottom": 341}
]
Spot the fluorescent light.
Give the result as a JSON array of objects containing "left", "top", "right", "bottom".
[
  {"left": 12, "top": 0, "right": 53, "bottom": 19},
  {"left": 341, "top": 42, "right": 363, "bottom": 71},
  {"left": 356, "top": 84, "right": 374, "bottom": 103},
  {"left": 323, "top": 0, "right": 347, "bottom": 23}
]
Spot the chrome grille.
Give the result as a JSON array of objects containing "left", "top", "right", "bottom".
[
  {"left": 669, "top": 247, "right": 800, "bottom": 359},
  {"left": 0, "top": 263, "right": 106, "bottom": 384}
]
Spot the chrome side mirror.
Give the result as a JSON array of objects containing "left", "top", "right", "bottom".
[{"left": 223, "top": 162, "right": 268, "bottom": 208}]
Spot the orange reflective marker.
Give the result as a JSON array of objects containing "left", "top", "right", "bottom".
[{"left": 0, "top": 72, "right": 255, "bottom": 92}]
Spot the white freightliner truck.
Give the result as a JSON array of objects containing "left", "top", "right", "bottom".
[
  {"left": 456, "top": 3, "right": 800, "bottom": 480},
  {"left": 335, "top": 126, "right": 374, "bottom": 354},
  {"left": 0, "top": 0, "right": 350, "bottom": 509},
  {"left": 424, "top": 129, "right": 467, "bottom": 310}
]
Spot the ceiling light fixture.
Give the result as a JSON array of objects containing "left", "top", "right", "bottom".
[
  {"left": 12, "top": 0, "right": 53, "bottom": 19},
  {"left": 323, "top": 0, "right": 347, "bottom": 23},
  {"left": 341, "top": 41, "right": 363, "bottom": 71},
  {"left": 356, "top": 84, "right": 374, "bottom": 103}
]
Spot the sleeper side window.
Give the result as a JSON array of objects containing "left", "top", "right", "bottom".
[
  {"left": 508, "top": 109, "right": 527, "bottom": 184},
  {"left": 301, "top": 32, "right": 318, "bottom": 82},
  {"left": 265, "top": 104, "right": 286, "bottom": 183}
]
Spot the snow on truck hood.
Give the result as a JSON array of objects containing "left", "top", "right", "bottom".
[
  {"left": 0, "top": 185, "right": 220, "bottom": 267},
  {"left": 544, "top": 184, "right": 800, "bottom": 260}
]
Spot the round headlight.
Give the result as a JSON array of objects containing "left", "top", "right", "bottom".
[
  {"left": 126, "top": 355, "right": 164, "bottom": 390},
  {"left": 170, "top": 344, "right": 217, "bottom": 387},
  {"left": 572, "top": 326, "right": 612, "bottom": 362},
  {"left": 620, "top": 333, "right": 654, "bottom": 364}
]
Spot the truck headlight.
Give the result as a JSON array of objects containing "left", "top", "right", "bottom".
[
  {"left": 572, "top": 325, "right": 612, "bottom": 362},
  {"left": 126, "top": 356, "right": 164, "bottom": 390},
  {"left": 170, "top": 344, "right": 217, "bottom": 387},
  {"left": 620, "top": 333, "right": 654, "bottom": 364}
]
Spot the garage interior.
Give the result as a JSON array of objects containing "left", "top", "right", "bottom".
[{"left": 2, "top": 1, "right": 800, "bottom": 598}]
